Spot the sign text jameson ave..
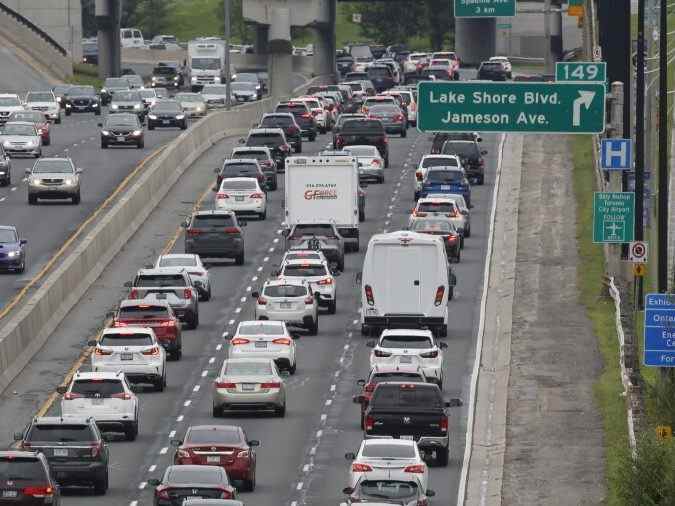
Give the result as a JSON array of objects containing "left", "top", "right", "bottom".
[{"left": 416, "top": 81, "right": 606, "bottom": 133}]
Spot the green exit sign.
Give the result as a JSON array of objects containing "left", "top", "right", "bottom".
[
  {"left": 454, "top": 0, "right": 516, "bottom": 18},
  {"left": 556, "top": 62, "right": 607, "bottom": 82},
  {"left": 416, "top": 81, "right": 606, "bottom": 134},
  {"left": 569, "top": 0, "right": 583, "bottom": 5},
  {"left": 593, "top": 192, "right": 635, "bottom": 243}
]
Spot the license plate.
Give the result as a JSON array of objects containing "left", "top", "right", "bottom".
[
  {"left": 184, "top": 497, "right": 200, "bottom": 503},
  {"left": 401, "top": 435, "right": 415, "bottom": 440},
  {"left": 121, "top": 352, "right": 133, "bottom": 361},
  {"left": 53, "top": 448, "right": 68, "bottom": 457},
  {"left": 398, "top": 356, "right": 413, "bottom": 364},
  {"left": 92, "top": 398, "right": 104, "bottom": 405},
  {"left": 235, "top": 196, "right": 245, "bottom": 202},
  {"left": 441, "top": 185, "right": 452, "bottom": 190},
  {"left": 241, "top": 383, "right": 255, "bottom": 391},
  {"left": 162, "top": 120, "right": 170, "bottom": 125},
  {"left": 116, "top": 136, "right": 125, "bottom": 142},
  {"left": 280, "top": 302, "right": 292, "bottom": 309},
  {"left": 2, "top": 491, "right": 17, "bottom": 498},
  {"left": 206, "top": 455, "right": 220, "bottom": 463},
  {"left": 255, "top": 341, "right": 267, "bottom": 348}
]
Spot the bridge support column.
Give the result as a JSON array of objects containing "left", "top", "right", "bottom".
[
  {"left": 254, "top": 24, "right": 269, "bottom": 54},
  {"left": 455, "top": 18, "right": 496, "bottom": 66},
  {"left": 312, "top": 0, "right": 336, "bottom": 77},
  {"left": 95, "top": 0, "right": 120, "bottom": 78},
  {"left": 267, "top": 6, "right": 293, "bottom": 99}
]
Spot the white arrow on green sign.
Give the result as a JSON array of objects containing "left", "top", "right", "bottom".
[{"left": 416, "top": 81, "right": 606, "bottom": 133}]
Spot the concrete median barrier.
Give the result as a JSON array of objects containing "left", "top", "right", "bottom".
[{"left": 0, "top": 75, "right": 331, "bottom": 394}]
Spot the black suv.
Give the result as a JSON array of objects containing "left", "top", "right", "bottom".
[
  {"left": 477, "top": 61, "right": 509, "bottom": 81},
  {"left": 274, "top": 102, "right": 317, "bottom": 141},
  {"left": 214, "top": 159, "right": 266, "bottom": 190},
  {"left": 151, "top": 63, "right": 184, "bottom": 89},
  {"left": 63, "top": 85, "right": 101, "bottom": 116},
  {"left": 336, "top": 55, "right": 355, "bottom": 75},
  {"left": 441, "top": 140, "right": 488, "bottom": 185},
  {"left": 13, "top": 416, "right": 109, "bottom": 494},
  {"left": 367, "top": 65, "right": 395, "bottom": 92},
  {"left": 244, "top": 128, "right": 291, "bottom": 168},
  {"left": 99, "top": 113, "right": 144, "bottom": 149},
  {"left": 0, "top": 450, "right": 60, "bottom": 505},
  {"left": 334, "top": 118, "right": 389, "bottom": 168},
  {"left": 0, "top": 144, "right": 10, "bottom": 186},
  {"left": 258, "top": 113, "right": 302, "bottom": 153},
  {"left": 431, "top": 132, "right": 482, "bottom": 154},
  {"left": 147, "top": 100, "right": 187, "bottom": 130}
]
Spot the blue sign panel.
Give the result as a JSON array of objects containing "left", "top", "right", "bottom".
[
  {"left": 601, "top": 138, "right": 632, "bottom": 170},
  {"left": 644, "top": 293, "right": 675, "bottom": 367}
]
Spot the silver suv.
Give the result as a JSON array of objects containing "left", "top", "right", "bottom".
[
  {"left": 26, "top": 157, "right": 82, "bottom": 205},
  {"left": 252, "top": 278, "right": 319, "bottom": 335},
  {"left": 24, "top": 90, "right": 61, "bottom": 124}
]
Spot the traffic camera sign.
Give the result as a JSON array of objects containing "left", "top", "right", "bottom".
[
  {"left": 416, "top": 81, "right": 606, "bottom": 134},
  {"left": 592, "top": 192, "right": 635, "bottom": 243},
  {"left": 600, "top": 139, "right": 632, "bottom": 171},
  {"left": 629, "top": 241, "right": 648, "bottom": 263}
]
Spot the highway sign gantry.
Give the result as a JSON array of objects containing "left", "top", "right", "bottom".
[
  {"left": 600, "top": 138, "right": 632, "bottom": 171},
  {"left": 454, "top": 0, "right": 516, "bottom": 18},
  {"left": 416, "top": 81, "right": 606, "bottom": 134},
  {"left": 644, "top": 293, "right": 675, "bottom": 367},
  {"left": 592, "top": 192, "right": 635, "bottom": 243}
]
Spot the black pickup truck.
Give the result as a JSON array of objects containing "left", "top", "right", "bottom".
[
  {"left": 363, "top": 382, "right": 460, "bottom": 466},
  {"left": 441, "top": 139, "right": 488, "bottom": 185},
  {"left": 333, "top": 119, "right": 389, "bottom": 168}
]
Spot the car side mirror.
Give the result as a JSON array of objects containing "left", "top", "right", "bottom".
[
  {"left": 147, "top": 478, "right": 161, "bottom": 487},
  {"left": 105, "top": 310, "right": 116, "bottom": 319},
  {"left": 213, "top": 167, "right": 220, "bottom": 174},
  {"left": 180, "top": 221, "right": 188, "bottom": 228},
  {"left": 366, "top": 340, "right": 376, "bottom": 348},
  {"left": 101, "top": 433, "right": 112, "bottom": 442},
  {"left": 445, "top": 398, "right": 463, "bottom": 408},
  {"left": 352, "top": 394, "right": 364, "bottom": 404},
  {"left": 439, "top": 342, "right": 448, "bottom": 349},
  {"left": 123, "top": 281, "right": 133, "bottom": 288},
  {"left": 20, "top": 239, "right": 27, "bottom": 245},
  {"left": 169, "top": 439, "right": 182, "bottom": 447},
  {"left": 248, "top": 440, "right": 260, "bottom": 447},
  {"left": 251, "top": 291, "right": 260, "bottom": 298},
  {"left": 87, "top": 339, "right": 97, "bottom": 346},
  {"left": 481, "top": 150, "right": 488, "bottom": 155},
  {"left": 239, "top": 220, "right": 247, "bottom": 227},
  {"left": 344, "top": 452, "right": 356, "bottom": 460},
  {"left": 56, "top": 386, "right": 67, "bottom": 395},
  {"left": 356, "top": 379, "right": 366, "bottom": 386},
  {"left": 342, "top": 487, "right": 354, "bottom": 495},
  {"left": 426, "top": 489, "right": 436, "bottom": 497},
  {"left": 13, "top": 432, "right": 23, "bottom": 441},
  {"left": 238, "top": 138, "right": 246, "bottom": 144}
]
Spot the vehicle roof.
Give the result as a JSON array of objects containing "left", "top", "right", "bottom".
[
  {"left": 248, "top": 128, "right": 284, "bottom": 135},
  {"left": 73, "top": 370, "right": 124, "bottom": 380},
  {"left": 36, "top": 157, "right": 72, "bottom": 162},
  {"left": 119, "top": 298, "right": 170, "bottom": 308},
  {"left": 362, "top": 438, "right": 418, "bottom": 447},
  {"left": 224, "top": 357, "right": 276, "bottom": 364},
  {"left": 33, "top": 415, "right": 92, "bottom": 424},
  {"left": 0, "top": 93, "right": 20, "bottom": 98},
  {"left": 187, "top": 424, "right": 240, "bottom": 433},
  {"left": 417, "top": 196, "right": 458, "bottom": 203},
  {"left": 3, "top": 121, "right": 36, "bottom": 127},
  {"left": 380, "top": 328, "right": 434, "bottom": 337},
  {"left": 233, "top": 146, "right": 272, "bottom": 153},
  {"left": 264, "top": 277, "right": 307, "bottom": 287},
  {"left": 262, "top": 112, "right": 294, "bottom": 118},
  {"left": 102, "top": 326, "right": 155, "bottom": 335},
  {"left": 370, "top": 230, "right": 445, "bottom": 246},
  {"left": 136, "top": 267, "right": 187, "bottom": 275},
  {"left": 421, "top": 153, "right": 460, "bottom": 160},
  {"left": 282, "top": 258, "right": 326, "bottom": 267},
  {"left": 159, "top": 253, "right": 200, "bottom": 260},
  {"left": 220, "top": 176, "right": 259, "bottom": 184},
  {"left": 427, "top": 166, "right": 464, "bottom": 173},
  {"left": 192, "top": 209, "right": 235, "bottom": 217},
  {"left": 225, "top": 158, "right": 260, "bottom": 165},
  {"left": 0, "top": 225, "right": 17, "bottom": 232}
]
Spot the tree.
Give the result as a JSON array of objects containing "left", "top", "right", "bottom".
[
  {"left": 424, "top": 0, "right": 453, "bottom": 51},
  {"left": 131, "top": 0, "right": 170, "bottom": 39},
  {"left": 343, "top": 1, "right": 426, "bottom": 47}
]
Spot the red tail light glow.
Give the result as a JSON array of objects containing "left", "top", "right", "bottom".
[
  {"left": 21, "top": 486, "right": 53, "bottom": 498},
  {"left": 63, "top": 392, "right": 82, "bottom": 400},
  {"left": 404, "top": 464, "right": 426, "bottom": 473},
  {"left": 434, "top": 286, "right": 445, "bottom": 306},
  {"left": 260, "top": 382, "right": 281, "bottom": 389},
  {"left": 394, "top": 114, "right": 405, "bottom": 122},
  {"left": 183, "top": 288, "right": 193, "bottom": 299},
  {"left": 215, "top": 381, "right": 236, "bottom": 389},
  {"left": 216, "top": 192, "right": 229, "bottom": 199},
  {"left": 351, "top": 463, "right": 373, "bottom": 472},
  {"left": 416, "top": 172, "right": 424, "bottom": 181},
  {"left": 250, "top": 192, "right": 264, "bottom": 199},
  {"left": 94, "top": 348, "right": 112, "bottom": 356},
  {"left": 156, "top": 486, "right": 170, "bottom": 499},
  {"left": 187, "top": 229, "right": 203, "bottom": 236},
  {"left": 364, "top": 285, "right": 374, "bottom": 306},
  {"left": 257, "top": 296, "right": 267, "bottom": 305},
  {"left": 272, "top": 338, "right": 291, "bottom": 345},
  {"left": 223, "top": 227, "right": 240, "bottom": 234},
  {"left": 129, "top": 289, "right": 139, "bottom": 299},
  {"left": 111, "top": 392, "right": 132, "bottom": 400},
  {"left": 90, "top": 442, "right": 103, "bottom": 458},
  {"left": 364, "top": 383, "right": 376, "bottom": 392},
  {"left": 141, "top": 346, "right": 160, "bottom": 356},
  {"left": 236, "top": 449, "right": 249, "bottom": 458},
  {"left": 440, "top": 415, "right": 448, "bottom": 432},
  {"left": 304, "top": 295, "right": 314, "bottom": 304},
  {"left": 365, "top": 415, "right": 374, "bottom": 431},
  {"left": 230, "top": 337, "right": 250, "bottom": 345},
  {"left": 316, "top": 277, "right": 333, "bottom": 285}
]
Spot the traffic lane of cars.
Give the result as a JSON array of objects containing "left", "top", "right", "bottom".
[
  {"left": 305, "top": 133, "right": 500, "bottom": 506},
  {"left": 44, "top": 127, "right": 420, "bottom": 506},
  {"left": 0, "top": 119, "right": 183, "bottom": 305}
]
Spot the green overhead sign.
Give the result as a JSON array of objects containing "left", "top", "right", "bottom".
[
  {"left": 416, "top": 81, "right": 606, "bottom": 134},
  {"left": 593, "top": 192, "right": 635, "bottom": 243},
  {"left": 455, "top": 0, "right": 516, "bottom": 17}
]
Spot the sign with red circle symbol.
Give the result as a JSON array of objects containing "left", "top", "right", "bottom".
[{"left": 629, "top": 241, "right": 648, "bottom": 263}]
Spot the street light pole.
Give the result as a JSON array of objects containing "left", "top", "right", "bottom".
[
  {"left": 658, "top": 0, "right": 669, "bottom": 293},
  {"left": 636, "top": 0, "right": 646, "bottom": 309},
  {"left": 224, "top": 0, "right": 232, "bottom": 110}
]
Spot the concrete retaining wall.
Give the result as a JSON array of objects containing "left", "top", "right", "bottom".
[
  {"left": 0, "top": 3, "right": 73, "bottom": 81},
  {"left": 0, "top": 75, "right": 331, "bottom": 394}
]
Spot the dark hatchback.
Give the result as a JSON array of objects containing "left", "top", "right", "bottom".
[
  {"left": 147, "top": 101, "right": 187, "bottom": 130},
  {"left": 0, "top": 451, "right": 60, "bottom": 505},
  {"left": 148, "top": 465, "right": 237, "bottom": 506},
  {"left": 334, "top": 118, "right": 389, "bottom": 167},
  {"left": 258, "top": 113, "right": 302, "bottom": 153},
  {"left": 367, "top": 65, "right": 395, "bottom": 92},
  {"left": 0, "top": 225, "right": 27, "bottom": 273},
  {"left": 477, "top": 61, "right": 509, "bottom": 81},
  {"left": 441, "top": 139, "right": 487, "bottom": 185},
  {"left": 273, "top": 102, "right": 317, "bottom": 141},
  {"left": 63, "top": 85, "right": 101, "bottom": 116},
  {"left": 99, "top": 113, "right": 144, "bottom": 149},
  {"left": 183, "top": 211, "right": 246, "bottom": 264},
  {"left": 244, "top": 129, "right": 291, "bottom": 168},
  {"left": 214, "top": 159, "right": 266, "bottom": 190}
]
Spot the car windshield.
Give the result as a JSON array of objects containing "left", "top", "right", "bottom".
[
  {"left": 119, "top": 305, "right": 170, "bottom": 319},
  {"left": 381, "top": 335, "right": 433, "bottom": 349},
  {"left": 26, "top": 92, "right": 53, "bottom": 102},
  {"left": 261, "top": 116, "right": 292, "bottom": 127},
  {"left": 234, "top": 73, "right": 257, "bottom": 82},
  {"left": 2, "top": 124, "right": 36, "bottom": 136},
  {"left": 11, "top": 111, "right": 44, "bottom": 122},
  {"left": 186, "top": 428, "right": 241, "bottom": 445},
  {"left": 275, "top": 104, "right": 307, "bottom": 115},
  {"left": 426, "top": 170, "right": 463, "bottom": 183},
  {"left": 371, "top": 386, "right": 443, "bottom": 409},
  {"left": 32, "top": 160, "right": 73, "bottom": 174},
  {"left": 153, "top": 66, "right": 176, "bottom": 75},
  {"left": 341, "top": 120, "right": 383, "bottom": 133},
  {"left": 422, "top": 157, "right": 458, "bottom": 168},
  {"left": 105, "top": 117, "right": 138, "bottom": 128},
  {"left": 282, "top": 264, "right": 327, "bottom": 277},
  {"left": 263, "top": 284, "right": 307, "bottom": 298},
  {"left": 71, "top": 379, "right": 124, "bottom": 397},
  {"left": 336, "top": 115, "right": 364, "bottom": 127},
  {"left": 346, "top": 146, "right": 377, "bottom": 157},
  {"left": 104, "top": 78, "right": 128, "bottom": 88},
  {"left": 167, "top": 466, "right": 223, "bottom": 485},
  {"left": 221, "top": 179, "right": 257, "bottom": 190},
  {"left": 481, "top": 62, "right": 503, "bottom": 70},
  {"left": 372, "top": 372, "right": 424, "bottom": 384},
  {"left": 176, "top": 94, "right": 202, "bottom": 103},
  {"left": 0, "top": 457, "right": 45, "bottom": 481},
  {"left": 247, "top": 134, "right": 283, "bottom": 147},
  {"left": 159, "top": 257, "right": 197, "bottom": 268},
  {"left": 153, "top": 102, "right": 181, "bottom": 113},
  {"left": 100, "top": 332, "right": 154, "bottom": 347},
  {"left": 139, "top": 90, "right": 156, "bottom": 98},
  {"left": 442, "top": 142, "right": 479, "bottom": 157},
  {"left": 204, "top": 86, "right": 228, "bottom": 95},
  {"left": 291, "top": 224, "right": 336, "bottom": 238},
  {"left": 192, "top": 58, "right": 221, "bottom": 70},
  {"left": 416, "top": 202, "right": 456, "bottom": 214},
  {"left": 424, "top": 69, "right": 448, "bottom": 78},
  {"left": 238, "top": 323, "right": 285, "bottom": 335},
  {"left": 224, "top": 361, "right": 273, "bottom": 376},
  {"left": 191, "top": 215, "right": 235, "bottom": 228},
  {"left": 223, "top": 163, "right": 257, "bottom": 173},
  {"left": 357, "top": 480, "right": 419, "bottom": 499},
  {"left": 135, "top": 274, "right": 187, "bottom": 287},
  {"left": 68, "top": 86, "right": 96, "bottom": 96},
  {"left": 113, "top": 91, "right": 140, "bottom": 102},
  {"left": 411, "top": 219, "right": 454, "bottom": 233},
  {"left": 0, "top": 229, "right": 17, "bottom": 242},
  {"left": 362, "top": 444, "right": 416, "bottom": 459},
  {"left": 233, "top": 150, "right": 268, "bottom": 161},
  {"left": 25, "top": 424, "right": 96, "bottom": 443}
]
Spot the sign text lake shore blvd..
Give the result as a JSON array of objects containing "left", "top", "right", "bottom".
[{"left": 417, "top": 82, "right": 606, "bottom": 133}]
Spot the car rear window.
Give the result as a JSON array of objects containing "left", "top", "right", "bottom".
[
  {"left": 223, "top": 163, "right": 258, "bottom": 174},
  {"left": 282, "top": 264, "right": 327, "bottom": 277},
  {"left": 263, "top": 285, "right": 307, "bottom": 298},
  {"left": 100, "top": 332, "right": 154, "bottom": 347},
  {"left": 221, "top": 180, "right": 257, "bottom": 190},
  {"left": 341, "top": 120, "right": 384, "bottom": 133},
  {"left": 369, "top": 105, "right": 400, "bottom": 115},
  {"left": 191, "top": 215, "right": 235, "bottom": 228},
  {"left": 71, "top": 379, "right": 124, "bottom": 397},
  {"left": 426, "top": 170, "right": 463, "bottom": 183},
  {"left": 159, "top": 257, "right": 197, "bottom": 268},
  {"left": 233, "top": 151, "right": 268, "bottom": 161},
  {"left": 135, "top": 274, "right": 187, "bottom": 287},
  {"left": 417, "top": 202, "right": 456, "bottom": 214},
  {"left": 238, "top": 323, "right": 285, "bottom": 335},
  {"left": 119, "top": 305, "right": 169, "bottom": 319},
  {"left": 0, "top": 457, "right": 46, "bottom": 480},
  {"left": 224, "top": 361, "right": 273, "bottom": 375},
  {"left": 380, "top": 335, "right": 433, "bottom": 349},
  {"left": 186, "top": 429, "right": 241, "bottom": 445},
  {"left": 26, "top": 424, "right": 96, "bottom": 442},
  {"left": 153, "top": 66, "right": 176, "bottom": 75},
  {"left": 275, "top": 104, "right": 307, "bottom": 114},
  {"left": 372, "top": 372, "right": 424, "bottom": 383},
  {"left": 362, "top": 444, "right": 416, "bottom": 459},
  {"left": 481, "top": 63, "right": 503, "bottom": 70},
  {"left": 168, "top": 466, "right": 223, "bottom": 485},
  {"left": 367, "top": 67, "right": 391, "bottom": 78},
  {"left": 371, "top": 385, "right": 443, "bottom": 409},
  {"left": 247, "top": 134, "right": 283, "bottom": 147},
  {"left": 442, "top": 142, "right": 479, "bottom": 158},
  {"left": 261, "top": 117, "right": 292, "bottom": 127},
  {"left": 422, "top": 157, "right": 459, "bottom": 168},
  {"left": 291, "top": 224, "right": 336, "bottom": 238},
  {"left": 284, "top": 252, "right": 322, "bottom": 262}
]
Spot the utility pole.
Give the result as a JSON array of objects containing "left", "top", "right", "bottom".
[
  {"left": 224, "top": 0, "right": 232, "bottom": 110},
  {"left": 544, "top": 0, "right": 553, "bottom": 73},
  {"left": 658, "top": 0, "right": 668, "bottom": 293},
  {"left": 635, "top": 0, "right": 646, "bottom": 309}
]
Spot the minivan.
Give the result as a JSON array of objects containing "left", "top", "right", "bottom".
[{"left": 120, "top": 28, "right": 144, "bottom": 48}]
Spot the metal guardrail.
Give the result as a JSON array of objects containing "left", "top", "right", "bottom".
[{"left": 0, "top": 1, "right": 67, "bottom": 56}]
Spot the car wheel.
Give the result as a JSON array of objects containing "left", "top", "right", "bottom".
[
  {"left": 477, "top": 175, "right": 485, "bottom": 185},
  {"left": 101, "top": 141, "right": 108, "bottom": 149},
  {"left": 327, "top": 299, "right": 337, "bottom": 315},
  {"left": 56, "top": 116, "right": 61, "bottom": 125},
  {"left": 465, "top": 226, "right": 471, "bottom": 238},
  {"left": 28, "top": 194, "right": 37, "bottom": 205},
  {"left": 384, "top": 157, "right": 389, "bottom": 168},
  {"left": 454, "top": 250, "right": 461, "bottom": 263},
  {"left": 203, "top": 287, "right": 212, "bottom": 302},
  {"left": 308, "top": 317, "right": 319, "bottom": 336},
  {"left": 436, "top": 447, "right": 449, "bottom": 467},
  {"left": 44, "top": 137, "right": 51, "bottom": 146},
  {"left": 310, "top": 133, "right": 317, "bottom": 141},
  {"left": 259, "top": 208, "right": 267, "bottom": 220},
  {"left": 95, "top": 109, "right": 101, "bottom": 116},
  {"left": 72, "top": 192, "right": 81, "bottom": 205},
  {"left": 275, "top": 404, "right": 286, "bottom": 417},
  {"left": 448, "top": 286, "right": 454, "bottom": 301},
  {"left": 401, "top": 129, "right": 407, "bottom": 138},
  {"left": 338, "top": 257, "right": 345, "bottom": 272},
  {"left": 172, "top": 347, "right": 182, "bottom": 361},
  {"left": 235, "top": 252, "right": 245, "bottom": 266},
  {"left": 137, "top": 140, "right": 144, "bottom": 149},
  {"left": 16, "top": 259, "right": 25, "bottom": 274},
  {"left": 154, "top": 372, "right": 165, "bottom": 392},
  {"left": 359, "top": 211, "right": 365, "bottom": 223},
  {"left": 360, "top": 324, "right": 370, "bottom": 336},
  {"left": 295, "top": 142, "right": 302, "bottom": 153},
  {"left": 125, "top": 421, "right": 138, "bottom": 441},
  {"left": 212, "top": 404, "right": 222, "bottom": 418},
  {"left": 289, "top": 362, "right": 297, "bottom": 375},
  {"left": 93, "top": 473, "right": 108, "bottom": 495},
  {"left": 65, "top": 109, "right": 71, "bottom": 116},
  {"left": 379, "top": 175, "right": 384, "bottom": 184},
  {"left": 242, "top": 468, "right": 256, "bottom": 491},
  {"left": 460, "top": 236, "right": 465, "bottom": 249},
  {"left": 353, "top": 238, "right": 360, "bottom": 252},
  {"left": 180, "top": 121, "right": 187, "bottom": 130}
]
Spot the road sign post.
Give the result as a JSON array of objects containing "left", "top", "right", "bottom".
[
  {"left": 416, "top": 81, "right": 606, "bottom": 134},
  {"left": 454, "top": 0, "right": 516, "bottom": 18},
  {"left": 629, "top": 241, "right": 648, "bottom": 262},
  {"left": 592, "top": 192, "right": 635, "bottom": 243},
  {"left": 600, "top": 139, "right": 632, "bottom": 170},
  {"left": 644, "top": 293, "right": 675, "bottom": 367}
]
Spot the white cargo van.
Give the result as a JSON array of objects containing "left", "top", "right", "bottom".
[
  {"left": 284, "top": 155, "right": 361, "bottom": 250},
  {"left": 188, "top": 38, "right": 226, "bottom": 91},
  {"left": 360, "top": 230, "right": 455, "bottom": 337},
  {"left": 120, "top": 28, "right": 144, "bottom": 48}
]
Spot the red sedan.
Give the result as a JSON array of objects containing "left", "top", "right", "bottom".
[
  {"left": 172, "top": 425, "right": 259, "bottom": 492},
  {"left": 9, "top": 110, "right": 51, "bottom": 145}
]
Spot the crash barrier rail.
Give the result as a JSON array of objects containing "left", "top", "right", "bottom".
[
  {"left": 0, "top": 1, "right": 73, "bottom": 80},
  {"left": 0, "top": 74, "right": 332, "bottom": 394}
]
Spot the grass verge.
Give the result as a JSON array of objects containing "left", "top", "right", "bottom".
[
  {"left": 66, "top": 63, "right": 103, "bottom": 89},
  {"left": 570, "top": 135, "right": 629, "bottom": 506}
]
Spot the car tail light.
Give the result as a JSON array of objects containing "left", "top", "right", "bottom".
[
  {"left": 371, "top": 159, "right": 381, "bottom": 166},
  {"left": 301, "top": 113, "right": 312, "bottom": 118},
  {"left": 351, "top": 463, "right": 373, "bottom": 472},
  {"left": 183, "top": 288, "right": 193, "bottom": 299},
  {"left": 364, "top": 285, "right": 374, "bottom": 306},
  {"left": 281, "top": 144, "right": 291, "bottom": 152},
  {"left": 404, "top": 464, "right": 426, "bottom": 473},
  {"left": 257, "top": 296, "right": 267, "bottom": 305},
  {"left": 187, "top": 229, "right": 203, "bottom": 236},
  {"left": 236, "top": 449, "right": 249, "bottom": 459},
  {"left": 129, "top": 288, "right": 139, "bottom": 299},
  {"left": 176, "top": 449, "right": 191, "bottom": 459},
  {"left": 21, "top": 486, "right": 53, "bottom": 498},
  {"left": 365, "top": 415, "right": 374, "bottom": 431},
  {"left": 224, "top": 226, "right": 240, "bottom": 234},
  {"left": 289, "top": 126, "right": 299, "bottom": 134},
  {"left": 218, "top": 487, "right": 234, "bottom": 499},
  {"left": 447, "top": 234, "right": 458, "bottom": 243},
  {"left": 395, "top": 114, "right": 404, "bottom": 122},
  {"left": 434, "top": 286, "right": 445, "bottom": 306},
  {"left": 111, "top": 392, "right": 132, "bottom": 400},
  {"left": 216, "top": 192, "right": 229, "bottom": 199},
  {"left": 260, "top": 382, "right": 281, "bottom": 389},
  {"left": 447, "top": 209, "right": 458, "bottom": 217},
  {"left": 112, "top": 320, "right": 127, "bottom": 327},
  {"left": 381, "top": 136, "right": 388, "bottom": 144},
  {"left": 364, "top": 383, "right": 376, "bottom": 392},
  {"left": 440, "top": 415, "right": 449, "bottom": 432},
  {"left": 479, "top": 159, "right": 485, "bottom": 166},
  {"left": 63, "top": 392, "right": 83, "bottom": 400},
  {"left": 374, "top": 349, "right": 391, "bottom": 358},
  {"left": 316, "top": 277, "right": 333, "bottom": 285},
  {"left": 215, "top": 381, "right": 236, "bottom": 389},
  {"left": 304, "top": 295, "right": 314, "bottom": 304},
  {"left": 142, "top": 346, "right": 160, "bottom": 356},
  {"left": 335, "top": 135, "right": 344, "bottom": 147},
  {"left": 159, "top": 320, "right": 175, "bottom": 327},
  {"left": 156, "top": 486, "right": 170, "bottom": 499},
  {"left": 250, "top": 192, "right": 264, "bottom": 199},
  {"left": 231, "top": 337, "right": 250, "bottom": 345},
  {"left": 417, "top": 499, "right": 429, "bottom": 506},
  {"left": 414, "top": 211, "right": 427, "bottom": 217},
  {"left": 94, "top": 347, "right": 112, "bottom": 356},
  {"left": 420, "top": 349, "right": 439, "bottom": 358},
  {"left": 416, "top": 172, "right": 424, "bottom": 181},
  {"left": 272, "top": 337, "right": 291, "bottom": 345},
  {"left": 90, "top": 442, "right": 103, "bottom": 458}
]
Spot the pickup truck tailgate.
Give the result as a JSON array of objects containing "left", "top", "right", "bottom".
[{"left": 366, "top": 409, "right": 446, "bottom": 440}]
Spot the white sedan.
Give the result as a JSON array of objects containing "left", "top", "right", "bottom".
[
  {"left": 367, "top": 329, "right": 447, "bottom": 388},
  {"left": 228, "top": 320, "right": 298, "bottom": 374},
  {"left": 155, "top": 253, "right": 212, "bottom": 301},
  {"left": 278, "top": 258, "right": 338, "bottom": 314},
  {"left": 346, "top": 439, "right": 429, "bottom": 494},
  {"left": 215, "top": 176, "right": 267, "bottom": 219}
]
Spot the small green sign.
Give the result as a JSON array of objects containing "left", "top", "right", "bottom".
[
  {"left": 593, "top": 192, "right": 635, "bottom": 243},
  {"left": 454, "top": 0, "right": 516, "bottom": 18},
  {"left": 416, "top": 81, "right": 606, "bottom": 134},
  {"left": 556, "top": 62, "right": 607, "bottom": 83},
  {"left": 568, "top": 0, "right": 583, "bottom": 5}
]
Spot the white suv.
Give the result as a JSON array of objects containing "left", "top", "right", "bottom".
[
  {"left": 278, "top": 259, "right": 338, "bottom": 314},
  {"left": 90, "top": 327, "right": 167, "bottom": 391},
  {"left": 252, "top": 278, "right": 319, "bottom": 335},
  {"left": 24, "top": 91, "right": 61, "bottom": 124},
  {"left": 228, "top": 320, "right": 298, "bottom": 374},
  {"left": 367, "top": 329, "right": 448, "bottom": 388},
  {"left": 0, "top": 94, "right": 24, "bottom": 125},
  {"left": 59, "top": 371, "right": 140, "bottom": 440}
]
